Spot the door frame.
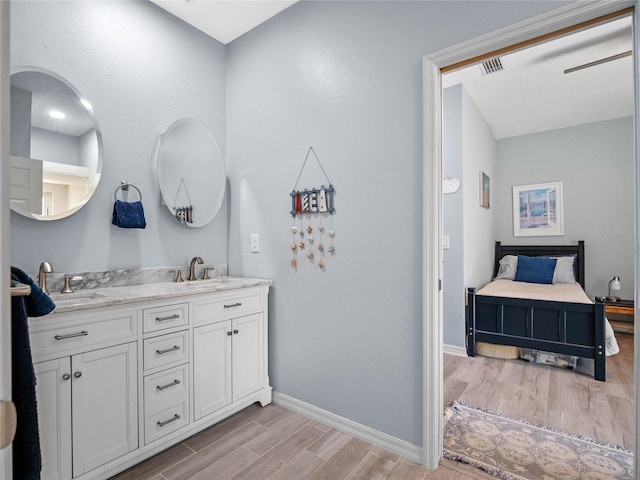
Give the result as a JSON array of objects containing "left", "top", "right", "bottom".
[
  {"left": 422, "top": 0, "right": 639, "bottom": 469},
  {"left": 0, "top": 1, "right": 11, "bottom": 477}
]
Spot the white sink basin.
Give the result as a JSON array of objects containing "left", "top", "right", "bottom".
[{"left": 50, "top": 291, "right": 110, "bottom": 307}]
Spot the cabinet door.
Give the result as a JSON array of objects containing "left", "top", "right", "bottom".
[
  {"left": 71, "top": 342, "right": 138, "bottom": 476},
  {"left": 193, "top": 322, "right": 231, "bottom": 420},
  {"left": 232, "top": 313, "right": 264, "bottom": 401},
  {"left": 34, "top": 358, "right": 72, "bottom": 480}
]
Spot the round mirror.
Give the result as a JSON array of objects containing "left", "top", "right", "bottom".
[
  {"left": 157, "top": 118, "right": 226, "bottom": 228},
  {"left": 9, "top": 67, "right": 103, "bottom": 220}
]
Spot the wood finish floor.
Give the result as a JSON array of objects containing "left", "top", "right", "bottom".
[
  {"left": 110, "top": 402, "right": 485, "bottom": 480},
  {"left": 111, "top": 333, "right": 633, "bottom": 480},
  {"left": 445, "top": 332, "right": 635, "bottom": 451}
]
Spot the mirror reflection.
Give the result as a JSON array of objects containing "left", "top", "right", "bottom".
[
  {"left": 10, "top": 68, "right": 103, "bottom": 220},
  {"left": 157, "top": 118, "right": 226, "bottom": 228}
]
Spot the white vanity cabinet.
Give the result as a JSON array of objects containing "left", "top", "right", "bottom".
[
  {"left": 141, "top": 302, "right": 191, "bottom": 445},
  {"left": 30, "top": 307, "right": 139, "bottom": 480},
  {"left": 29, "top": 281, "right": 271, "bottom": 480},
  {"left": 193, "top": 313, "right": 265, "bottom": 419},
  {"left": 192, "top": 288, "right": 266, "bottom": 420}
]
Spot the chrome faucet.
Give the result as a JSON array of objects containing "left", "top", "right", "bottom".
[
  {"left": 188, "top": 257, "right": 204, "bottom": 281},
  {"left": 38, "top": 261, "right": 54, "bottom": 295}
]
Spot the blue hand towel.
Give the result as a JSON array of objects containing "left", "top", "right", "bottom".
[
  {"left": 112, "top": 200, "right": 146, "bottom": 229},
  {"left": 11, "top": 266, "right": 56, "bottom": 317},
  {"left": 11, "top": 272, "right": 44, "bottom": 480}
]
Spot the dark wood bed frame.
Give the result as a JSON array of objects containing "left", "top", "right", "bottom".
[{"left": 466, "top": 241, "right": 607, "bottom": 381}]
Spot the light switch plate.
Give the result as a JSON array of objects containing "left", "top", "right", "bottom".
[
  {"left": 251, "top": 234, "right": 260, "bottom": 253},
  {"left": 443, "top": 236, "right": 450, "bottom": 249}
]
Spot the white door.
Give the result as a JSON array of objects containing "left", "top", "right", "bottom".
[
  {"left": 193, "top": 322, "right": 231, "bottom": 420},
  {"left": 71, "top": 343, "right": 138, "bottom": 476},
  {"left": 232, "top": 314, "right": 264, "bottom": 401},
  {"left": 9, "top": 155, "right": 43, "bottom": 215},
  {"left": 34, "top": 358, "right": 72, "bottom": 480},
  {"left": 0, "top": 2, "right": 12, "bottom": 477}
]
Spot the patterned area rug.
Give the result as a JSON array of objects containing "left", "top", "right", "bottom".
[{"left": 443, "top": 402, "right": 634, "bottom": 480}]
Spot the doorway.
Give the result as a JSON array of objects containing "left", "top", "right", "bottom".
[{"left": 422, "top": 1, "right": 639, "bottom": 470}]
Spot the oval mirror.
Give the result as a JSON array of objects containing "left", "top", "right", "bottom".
[
  {"left": 9, "top": 67, "right": 103, "bottom": 220},
  {"left": 157, "top": 118, "right": 226, "bottom": 228}
]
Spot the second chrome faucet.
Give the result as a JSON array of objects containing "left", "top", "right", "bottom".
[{"left": 188, "top": 256, "right": 204, "bottom": 281}]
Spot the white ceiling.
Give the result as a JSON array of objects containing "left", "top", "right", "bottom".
[
  {"left": 443, "top": 15, "right": 634, "bottom": 140},
  {"left": 151, "top": 0, "right": 298, "bottom": 45}
]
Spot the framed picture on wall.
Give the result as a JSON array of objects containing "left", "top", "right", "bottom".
[
  {"left": 512, "top": 181, "right": 564, "bottom": 237},
  {"left": 480, "top": 171, "right": 490, "bottom": 209}
]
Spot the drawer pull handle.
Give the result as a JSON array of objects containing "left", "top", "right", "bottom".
[
  {"left": 224, "top": 302, "right": 242, "bottom": 309},
  {"left": 54, "top": 330, "right": 88, "bottom": 340},
  {"left": 157, "top": 414, "right": 181, "bottom": 427},
  {"left": 156, "top": 379, "right": 181, "bottom": 391},
  {"left": 156, "top": 314, "right": 180, "bottom": 322},
  {"left": 156, "top": 345, "right": 180, "bottom": 355}
]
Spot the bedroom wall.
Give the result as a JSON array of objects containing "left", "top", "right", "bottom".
[
  {"left": 443, "top": 85, "right": 465, "bottom": 348},
  {"left": 495, "top": 117, "right": 634, "bottom": 299},
  {"left": 443, "top": 84, "right": 497, "bottom": 349},
  {"left": 462, "top": 89, "right": 497, "bottom": 294},
  {"left": 10, "top": 1, "right": 228, "bottom": 274},
  {"left": 225, "top": 0, "right": 566, "bottom": 446}
]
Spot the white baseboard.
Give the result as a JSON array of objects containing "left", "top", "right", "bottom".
[
  {"left": 272, "top": 391, "right": 423, "bottom": 464},
  {"left": 443, "top": 344, "right": 467, "bottom": 356}
]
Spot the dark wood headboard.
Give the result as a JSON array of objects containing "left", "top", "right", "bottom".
[{"left": 494, "top": 241, "right": 585, "bottom": 289}]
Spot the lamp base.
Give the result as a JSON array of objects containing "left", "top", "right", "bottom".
[{"left": 606, "top": 296, "right": 620, "bottom": 303}]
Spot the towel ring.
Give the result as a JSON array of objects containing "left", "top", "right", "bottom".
[{"left": 114, "top": 181, "right": 142, "bottom": 202}]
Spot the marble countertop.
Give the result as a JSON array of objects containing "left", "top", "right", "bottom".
[{"left": 46, "top": 276, "right": 272, "bottom": 314}]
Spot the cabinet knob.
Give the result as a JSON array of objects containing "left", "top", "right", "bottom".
[
  {"left": 62, "top": 373, "right": 71, "bottom": 381},
  {"left": 74, "top": 371, "right": 82, "bottom": 379},
  {"left": 227, "top": 331, "right": 233, "bottom": 336},
  {"left": 233, "top": 329, "right": 239, "bottom": 334}
]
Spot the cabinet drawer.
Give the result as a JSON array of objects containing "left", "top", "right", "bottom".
[
  {"left": 145, "top": 400, "right": 189, "bottom": 445},
  {"left": 193, "top": 289, "right": 263, "bottom": 326},
  {"left": 30, "top": 309, "right": 137, "bottom": 357},
  {"left": 143, "top": 331, "right": 188, "bottom": 371},
  {"left": 144, "top": 364, "right": 189, "bottom": 414},
  {"left": 143, "top": 303, "right": 188, "bottom": 333}
]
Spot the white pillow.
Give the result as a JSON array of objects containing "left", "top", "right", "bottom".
[
  {"left": 549, "top": 256, "right": 576, "bottom": 284},
  {"left": 495, "top": 255, "right": 518, "bottom": 280}
]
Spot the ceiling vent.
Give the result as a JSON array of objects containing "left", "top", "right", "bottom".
[{"left": 480, "top": 57, "right": 504, "bottom": 75}]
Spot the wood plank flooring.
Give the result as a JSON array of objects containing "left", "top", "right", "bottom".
[
  {"left": 111, "top": 333, "right": 633, "bottom": 480},
  {"left": 110, "top": 402, "right": 484, "bottom": 480},
  {"left": 445, "top": 332, "right": 635, "bottom": 451}
]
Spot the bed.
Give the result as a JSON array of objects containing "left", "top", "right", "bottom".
[{"left": 466, "top": 241, "right": 615, "bottom": 381}]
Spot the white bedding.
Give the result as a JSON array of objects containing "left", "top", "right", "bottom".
[{"left": 476, "top": 279, "right": 619, "bottom": 356}]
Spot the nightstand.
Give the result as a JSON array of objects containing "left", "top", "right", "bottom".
[{"left": 605, "top": 299, "right": 634, "bottom": 334}]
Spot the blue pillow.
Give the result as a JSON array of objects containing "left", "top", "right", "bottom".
[{"left": 514, "top": 255, "right": 557, "bottom": 284}]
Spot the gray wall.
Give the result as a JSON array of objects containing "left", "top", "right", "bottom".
[
  {"left": 10, "top": 1, "right": 228, "bottom": 275},
  {"left": 8, "top": 0, "right": 576, "bottom": 449},
  {"left": 443, "top": 85, "right": 497, "bottom": 349},
  {"left": 226, "top": 1, "right": 570, "bottom": 445},
  {"left": 495, "top": 117, "right": 634, "bottom": 299},
  {"left": 462, "top": 89, "right": 496, "bottom": 300},
  {"left": 10, "top": 86, "right": 30, "bottom": 158},
  {"left": 31, "top": 127, "right": 80, "bottom": 165},
  {"left": 443, "top": 85, "right": 465, "bottom": 348}
]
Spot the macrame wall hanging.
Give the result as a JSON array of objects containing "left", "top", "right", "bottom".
[
  {"left": 289, "top": 147, "right": 336, "bottom": 270},
  {"left": 173, "top": 178, "right": 193, "bottom": 224}
]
